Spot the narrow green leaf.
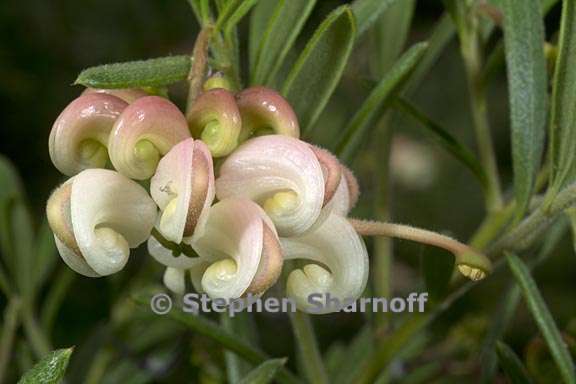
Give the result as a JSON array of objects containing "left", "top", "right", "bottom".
[
  {"left": 223, "top": 0, "right": 260, "bottom": 37},
  {"left": 11, "top": 202, "right": 35, "bottom": 299},
  {"left": 32, "top": 221, "right": 57, "bottom": 293},
  {"left": 356, "top": 315, "right": 430, "bottom": 384},
  {"left": 502, "top": 0, "right": 548, "bottom": 218},
  {"left": 351, "top": 0, "right": 400, "bottom": 37},
  {"left": 481, "top": 220, "right": 568, "bottom": 383},
  {"left": 41, "top": 269, "right": 75, "bottom": 333},
  {"left": 422, "top": 251, "right": 454, "bottom": 303},
  {"left": 394, "top": 98, "right": 488, "bottom": 188},
  {"left": 75, "top": 56, "right": 192, "bottom": 89},
  {"left": 238, "top": 358, "right": 287, "bottom": 384},
  {"left": 249, "top": 0, "right": 278, "bottom": 70},
  {"left": 132, "top": 295, "right": 300, "bottom": 384},
  {"left": 496, "top": 341, "right": 534, "bottom": 384},
  {"left": 0, "top": 156, "right": 34, "bottom": 298},
  {"left": 281, "top": 6, "right": 356, "bottom": 134},
  {"left": 18, "top": 347, "right": 73, "bottom": 384},
  {"left": 215, "top": 0, "right": 241, "bottom": 30},
  {"left": 251, "top": 0, "right": 317, "bottom": 86},
  {"left": 548, "top": 0, "right": 576, "bottom": 197},
  {"left": 336, "top": 42, "right": 428, "bottom": 162},
  {"left": 332, "top": 326, "right": 373, "bottom": 384},
  {"left": 506, "top": 253, "right": 576, "bottom": 384},
  {"left": 369, "top": 0, "right": 416, "bottom": 77},
  {"left": 403, "top": 13, "right": 455, "bottom": 96}
]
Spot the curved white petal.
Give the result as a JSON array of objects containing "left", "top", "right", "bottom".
[
  {"left": 282, "top": 214, "right": 369, "bottom": 314},
  {"left": 150, "top": 138, "right": 215, "bottom": 244},
  {"left": 49, "top": 93, "right": 128, "bottom": 176},
  {"left": 191, "top": 198, "right": 283, "bottom": 299},
  {"left": 147, "top": 235, "right": 203, "bottom": 269},
  {"left": 108, "top": 96, "right": 191, "bottom": 180},
  {"left": 53, "top": 235, "right": 99, "bottom": 277},
  {"left": 216, "top": 135, "right": 324, "bottom": 236},
  {"left": 163, "top": 267, "right": 186, "bottom": 295},
  {"left": 70, "top": 169, "right": 157, "bottom": 275}
]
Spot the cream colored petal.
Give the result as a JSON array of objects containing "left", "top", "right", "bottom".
[
  {"left": 216, "top": 135, "right": 325, "bottom": 236},
  {"left": 70, "top": 169, "right": 157, "bottom": 275},
  {"left": 282, "top": 213, "right": 369, "bottom": 314},
  {"left": 163, "top": 267, "right": 186, "bottom": 295},
  {"left": 192, "top": 198, "right": 282, "bottom": 299},
  {"left": 53, "top": 235, "right": 99, "bottom": 277},
  {"left": 147, "top": 235, "right": 203, "bottom": 269},
  {"left": 150, "top": 138, "right": 215, "bottom": 243}
]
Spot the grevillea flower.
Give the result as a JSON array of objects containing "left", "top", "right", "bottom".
[
  {"left": 46, "top": 169, "right": 157, "bottom": 277},
  {"left": 47, "top": 80, "right": 491, "bottom": 315},
  {"left": 49, "top": 93, "right": 128, "bottom": 176},
  {"left": 149, "top": 137, "right": 215, "bottom": 244},
  {"left": 108, "top": 96, "right": 191, "bottom": 180},
  {"left": 149, "top": 198, "right": 283, "bottom": 299},
  {"left": 282, "top": 213, "right": 369, "bottom": 313},
  {"left": 216, "top": 135, "right": 326, "bottom": 236}
]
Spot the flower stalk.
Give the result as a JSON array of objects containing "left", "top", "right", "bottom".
[
  {"left": 349, "top": 218, "right": 491, "bottom": 281},
  {"left": 186, "top": 25, "right": 213, "bottom": 117},
  {"left": 289, "top": 310, "right": 329, "bottom": 384}
]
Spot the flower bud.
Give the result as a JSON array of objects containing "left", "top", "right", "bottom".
[
  {"left": 237, "top": 87, "right": 299, "bottom": 140},
  {"left": 49, "top": 93, "right": 128, "bottom": 176},
  {"left": 187, "top": 89, "right": 242, "bottom": 157},
  {"left": 108, "top": 96, "right": 190, "bottom": 180}
]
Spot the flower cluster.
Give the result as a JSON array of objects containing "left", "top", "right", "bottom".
[{"left": 47, "top": 83, "right": 491, "bottom": 314}]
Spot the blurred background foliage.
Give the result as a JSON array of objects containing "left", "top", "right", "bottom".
[{"left": 0, "top": 0, "right": 574, "bottom": 383}]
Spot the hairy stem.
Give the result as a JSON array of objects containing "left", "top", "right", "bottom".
[
  {"left": 289, "top": 310, "right": 328, "bottom": 384},
  {"left": 349, "top": 218, "right": 491, "bottom": 280},
  {"left": 488, "top": 181, "right": 576, "bottom": 254},
  {"left": 186, "top": 25, "right": 213, "bottom": 117}
]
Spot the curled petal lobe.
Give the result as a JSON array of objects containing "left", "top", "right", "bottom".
[
  {"left": 216, "top": 135, "right": 325, "bottom": 236},
  {"left": 163, "top": 267, "right": 186, "bottom": 295},
  {"left": 47, "top": 169, "right": 157, "bottom": 276},
  {"left": 82, "top": 88, "right": 148, "bottom": 104},
  {"left": 150, "top": 138, "right": 215, "bottom": 244},
  {"left": 237, "top": 87, "right": 300, "bottom": 140},
  {"left": 187, "top": 89, "right": 241, "bottom": 157},
  {"left": 282, "top": 213, "right": 369, "bottom": 314},
  {"left": 108, "top": 96, "right": 190, "bottom": 180},
  {"left": 342, "top": 165, "right": 359, "bottom": 212},
  {"left": 49, "top": 93, "right": 128, "bottom": 176},
  {"left": 309, "top": 145, "right": 342, "bottom": 206},
  {"left": 191, "top": 198, "right": 283, "bottom": 299}
]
